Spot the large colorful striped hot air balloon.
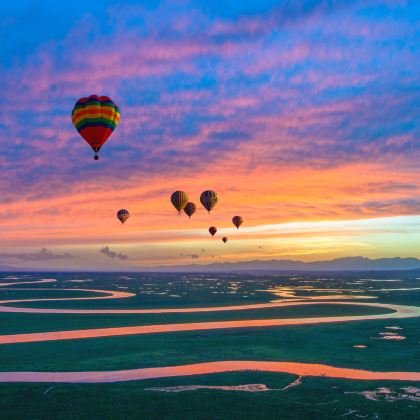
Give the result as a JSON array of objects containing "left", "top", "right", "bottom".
[
  {"left": 117, "top": 209, "right": 130, "bottom": 224},
  {"left": 171, "top": 191, "right": 189, "bottom": 214},
  {"left": 200, "top": 190, "right": 218, "bottom": 213},
  {"left": 72, "top": 95, "right": 120, "bottom": 160},
  {"left": 232, "top": 216, "right": 243, "bottom": 229},
  {"left": 184, "top": 202, "right": 196, "bottom": 219}
]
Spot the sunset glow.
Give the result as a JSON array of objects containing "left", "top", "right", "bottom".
[{"left": 0, "top": 1, "right": 418, "bottom": 269}]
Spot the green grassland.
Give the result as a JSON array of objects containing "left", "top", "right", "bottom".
[
  {"left": 0, "top": 272, "right": 418, "bottom": 419},
  {"left": 0, "top": 303, "right": 392, "bottom": 335},
  {"left": 0, "top": 374, "right": 418, "bottom": 420},
  {"left": 0, "top": 317, "right": 418, "bottom": 373}
]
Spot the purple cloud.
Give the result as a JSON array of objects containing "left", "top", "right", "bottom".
[
  {"left": 0, "top": 248, "right": 73, "bottom": 262},
  {"left": 0, "top": 0, "right": 418, "bottom": 228},
  {"left": 99, "top": 246, "right": 128, "bottom": 261}
]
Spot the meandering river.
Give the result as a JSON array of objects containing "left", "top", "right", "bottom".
[{"left": 0, "top": 280, "right": 419, "bottom": 383}]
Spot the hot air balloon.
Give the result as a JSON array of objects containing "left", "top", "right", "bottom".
[
  {"left": 222, "top": 237, "right": 228, "bottom": 243},
  {"left": 200, "top": 190, "right": 218, "bottom": 213},
  {"left": 171, "top": 191, "right": 189, "bottom": 214},
  {"left": 72, "top": 95, "right": 120, "bottom": 160},
  {"left": 117, "top": 209, "right": 130, "bottom": 224},
  {"left": 232, "top": 216, "right": 243, "bottom": 229},
  {"left": 184, "top": 202, "right": 196, "bottom": 219},
  {"left": 209, "top": 226, "right": 217, "bottom": 236}
]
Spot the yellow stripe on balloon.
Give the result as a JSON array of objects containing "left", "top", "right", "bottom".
[{"left": 72, "top": 112, "right": 116, "bottom": 123}]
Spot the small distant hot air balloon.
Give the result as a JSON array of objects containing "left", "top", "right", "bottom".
[
  {"left": 209, "top": 226, "right": 217, "bottom": 236},
  {"left": 171, "top": 191, "right": 189, "bottom": 214},
  {"left": 184, "top": 202, "right": 197, "bottom": 219},
  {"left": 232, "top": 216, "right": 243, "bottom": 229},
  {"left": 222, "top": 237, "right": 228, "bottom": 243},
  {"left": 117, "top": 209, "right": 130, "bottom": 224},
  {"left": 72, "top": 95, "right": 120, "bottom": 160},
  {"left": 200, "top": 190, "right": 218, "bottom": 213}
]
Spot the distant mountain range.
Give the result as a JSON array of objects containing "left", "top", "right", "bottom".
[
  {"left": 0, "top": 257, "right": 419, "bottom": 273},
  {"left": 146, "top": 257, "right": 420, "bottom": 272}
]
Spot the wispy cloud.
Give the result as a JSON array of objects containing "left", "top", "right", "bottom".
[
  {"left": 99, "top": 246, "right": 128, "bottom": 261},
  {"left": 0, "top": 248, "right": 73, "bottom": 262},
  {"left": 0, "top": 1, "right": 418, "bottom": 265},
  {"left": 184, "top": 254, "right": 200, "bottom": 260}
]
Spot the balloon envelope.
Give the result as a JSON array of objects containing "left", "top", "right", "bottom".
[
  {"left": 209, "top": 226, "right": 217, "bottom": 236},
  {"left": 222, "top": 237, "right": 228, "bottom": 243},
  {"left": 184, "top": 202, "right": 197, "bottom": 219},
  {"left": 117, "top": 209, "right": 129, "bottom": 224},
  {"left": 232, "top": 216, "right": 243, "bottom": 229},
  {"left": 72, "top": 95, "right": 120, "bottom": 159},
  {"left": 200, "top": 190, "right": 218, "bottom": 213},
  {"left": 171, "top": 191, "right": 189, "bottom": 214}
]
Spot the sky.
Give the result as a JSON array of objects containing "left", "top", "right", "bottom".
[{"left": 0, "top": 0, "right": 419, "bottom": 270}]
